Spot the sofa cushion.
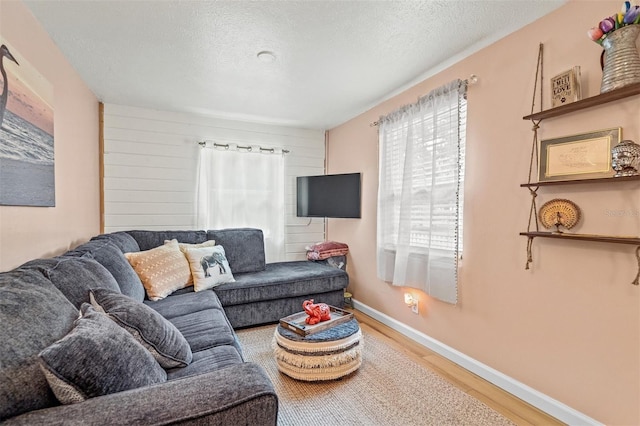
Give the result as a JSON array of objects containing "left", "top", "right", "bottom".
[
  {"left": 207, "top": 228, "right": 266, "bottom": 274},
  {"left": 126, "top": 230, "right": 207, "bottom": 251},
  {"left": 214, "top": 261, "right": 348, "bottom": 306},
  {"left": 144, "top": 288, "right": 224, "bottom": 320},
  {"left": 22, "top": 255, "right": 121, "bottom": 309},
  {"left": 169, "top": 309, "right": 236, "bottom": 352},
  {"left": 184, "top": 245, "right": 235, "bottom": 291},
  {"left": 124, "top": 239, "right": 192, "bottom": 301},
  {"left": 69, "top": 240, "right": 145, "bottom": 303},
  {"left": 0, "top": 269, "right": 78, "bottom": 421},
  {"left": 91, "top": 232, "right": 140, "bottom": 253},
  {"left": 90, "top": 289, "right": 192, "bottom": 368},
  {"left": 166, "top": 345, "right": 242, "bottom": 381},
  {"left": 39, "top": 304, "right": 167, "bottom": 404}
]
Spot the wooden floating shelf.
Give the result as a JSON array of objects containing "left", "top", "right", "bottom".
[
  {"left": 520, "top": 231, "right": 640, "bottom": 245},
  {"left": 520, "top": 175, "right": 640, "bottom": 187},
  {"left": 522, "top": 83, "right": 640, "bottom": 121}
]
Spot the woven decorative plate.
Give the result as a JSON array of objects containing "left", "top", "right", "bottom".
[{"left": 538, "top": 199, "right": 581, "bottom": 231}]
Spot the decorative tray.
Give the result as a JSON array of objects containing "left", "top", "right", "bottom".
[{"left": 279, "top": 306, "right": 353, "bottom": 336}]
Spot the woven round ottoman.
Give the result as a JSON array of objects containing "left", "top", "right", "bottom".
[{"left": 272, "top": 318, "right": 363, "bottom": 381}]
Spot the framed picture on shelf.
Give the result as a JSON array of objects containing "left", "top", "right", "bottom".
[{"left": 538, "top": 127, "right": 622, "bottom": 182}]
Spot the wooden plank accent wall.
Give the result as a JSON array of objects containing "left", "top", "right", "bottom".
[{"left": 102, "top": 104, "right": 326, "bottom": 260}]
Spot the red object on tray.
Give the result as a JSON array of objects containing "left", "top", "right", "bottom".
[
  {"left": 302, "top": 299, "right": 331, "bottom": 325},
  {"left": 306, "top": 241, "right": 349, "bottom": 260}
]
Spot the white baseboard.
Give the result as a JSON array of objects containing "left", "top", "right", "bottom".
[{"left": 353, "top": 299, "right": 602, "bottom": 426}]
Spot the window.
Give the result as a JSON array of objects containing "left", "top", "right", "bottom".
[
  {"left": 376, "top": 80, "right": 466, "bottom": 304},
  {"left": 196, "top": 145, "right": 286, "bottom": 262}
]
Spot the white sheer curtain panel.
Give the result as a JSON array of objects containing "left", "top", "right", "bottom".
[
  {"left": 376, "top": 80, "right": 466, "bottom": 304},
  {"left": 196, "top": 146, "right": 285, "bottom": 262}
]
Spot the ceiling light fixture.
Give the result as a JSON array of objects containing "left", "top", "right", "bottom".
[{"left": 257, "top": 51, "right": 276, "bottom": 63}]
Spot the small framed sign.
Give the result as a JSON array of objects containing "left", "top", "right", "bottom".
[
  {"left": 550, "top": 66, "right": 582, "bottom": 108},
  {"left": 539, "top": 128, "right": 622, "bottom": 182}
]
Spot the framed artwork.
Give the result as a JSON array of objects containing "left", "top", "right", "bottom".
[
  {"left": 538, "top": 128, "right": 621, "bottom": 182},
  {"left": 0, "top": 38, "right": 55, "bottom": 207}
]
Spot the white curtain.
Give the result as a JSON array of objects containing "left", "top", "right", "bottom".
[
  {"left": 376, "top": 80, "right": 466, "bottom": 304},
  {"left": 196, "top": 145, "right": 285, "bottom": 262}
]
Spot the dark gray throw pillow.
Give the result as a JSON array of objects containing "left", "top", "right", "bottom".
[
  {"left": 90, "top": 289, "right": 192, "bottom": 368},
  {"left": 68, "top": 240, "right": 146, "bottom": 303},
  {"left": 38, "top": 303, "right": 166, "bottom": 404}
]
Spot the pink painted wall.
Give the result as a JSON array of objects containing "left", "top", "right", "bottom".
[
  {"left": 0, "top": 0, "right": 100, "bottom": 271},
  {"left": 327, "top": 2, "right": 639, "bottom": 424}
]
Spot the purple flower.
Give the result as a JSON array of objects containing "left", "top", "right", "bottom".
[
  {"left": 623, "top": 5, "right": 640, "bottom": 23},
  {"left": 599, "top": 17, "right": 616, "bottom": 33}
]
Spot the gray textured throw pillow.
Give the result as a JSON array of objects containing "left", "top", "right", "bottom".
[
  {"left": 38, "top": 304, "right": 166, "bottom": 404},
  {"left": 90, "top": 289, "right": 192, "bottom": 368}
]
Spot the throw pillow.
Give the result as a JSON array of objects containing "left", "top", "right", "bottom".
[
  {"left": 38, "top": 304, "right": 166, "bottom": 404},
  {"left": 183, "top": 245, "right": 235, "bottom": 292},
  {"left": 89, "top": 289, "right": 192, "bottom": 368},
  {"left": 163, "top": 239, "right": 217, "bottom": 284},
  {"left": 124, "top": 239, "right": 192, "bottom": 300},
  {"left": 172, "top": 239, "right": 217, "bottom": 253}
]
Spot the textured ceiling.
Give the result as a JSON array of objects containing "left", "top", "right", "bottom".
[{"left": 24, "top": 0, "right": 565, "bottom": 130}]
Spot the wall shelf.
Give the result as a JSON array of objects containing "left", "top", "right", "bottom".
[
  {"left": 520, "top": 175, "right": 640, "bottom": 187},
  {"left": 520, "top": 231, "right": 640, "bottom": 246},
  {"left": 522, "top": 83, "right": 640, "bottom": 121},
  {"left": 521, "top": 78, "right": 640, "bottom": 282}
]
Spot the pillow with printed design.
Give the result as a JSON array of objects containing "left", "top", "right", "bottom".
[{"left": 183, "top": 245, "right": 235, "bottom": 292}]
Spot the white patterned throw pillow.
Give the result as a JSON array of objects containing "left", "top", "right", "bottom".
[{"left": 183, "top": 245, "right": 235, "bottom": 292}]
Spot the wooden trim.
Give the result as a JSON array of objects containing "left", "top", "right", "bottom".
[
  {"left": 523, "top": 83, "right": 640, "bottom": 121},
  {"left": 99, "top": 102, "right": 105, "bottom": 234},
  {"left": 520, "top": 175, "right": 640, "bottom": 187},
  {"left": 520, "top": 231, "right": 640, "bottom": 245}
]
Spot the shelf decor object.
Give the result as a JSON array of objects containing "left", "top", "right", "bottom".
[
  {"left": 611, "top": 139, "right": 640, "bottom": 177},
  {"left": 538, "top": 199, "right": 581, "bottom": 233},
  {"left": 538, "top": 128, "right": 621, "bottom": 182},
  {"left": 600, "top": 24, "right": 640, "bottom": 93},
  {"left": 550, "top": 66, "right": 581, "bottom": 107},
  {"left": 587, "top": 3, "right": 640, "bottom": 93}
]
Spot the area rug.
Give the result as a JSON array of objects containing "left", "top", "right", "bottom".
[{"left": 236, "top": 324, "right": 515, "bottom": 426}]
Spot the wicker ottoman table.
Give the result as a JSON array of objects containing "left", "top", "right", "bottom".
[{"left": 273, "top": 318, "right": 363, "bottom": 381}]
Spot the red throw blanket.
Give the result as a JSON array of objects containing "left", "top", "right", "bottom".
[{"left": 306, "top": 241, "right": 349, "bottom": 260}]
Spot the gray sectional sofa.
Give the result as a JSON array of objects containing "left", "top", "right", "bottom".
[{"left": 0, "top": 228, "right": 348, "bottom": 424}]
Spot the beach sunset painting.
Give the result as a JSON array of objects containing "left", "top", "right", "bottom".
[{"left": 0, "top": 38, "right": 54, "bottom": 207}]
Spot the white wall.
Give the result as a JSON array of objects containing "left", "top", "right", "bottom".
[{"left": 103, "top": 104, "right": 325, "bottom": 260}]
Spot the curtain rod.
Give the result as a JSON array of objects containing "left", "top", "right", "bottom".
[
  {"left": 199, "top": 141, "right": 290, "bottom": 154},
  {"left": 369, "top": 74, "right": 478, "bottom": 127}
]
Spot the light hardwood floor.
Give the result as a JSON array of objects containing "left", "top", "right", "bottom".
[{"left": 352, "top": 309, "right": 565, "bottom": 426}]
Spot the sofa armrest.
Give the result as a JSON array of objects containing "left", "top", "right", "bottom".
[{"left": 5, "top": 363, "right": 277, "bottom": 426}]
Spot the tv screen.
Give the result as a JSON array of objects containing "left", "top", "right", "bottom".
[{"left": 297, "top": 173, "right": 361, "bottom": 218}]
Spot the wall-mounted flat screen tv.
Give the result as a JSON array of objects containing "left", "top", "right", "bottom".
[{"left": 296, "top": 173, "right": 361, "bottom": 218}]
